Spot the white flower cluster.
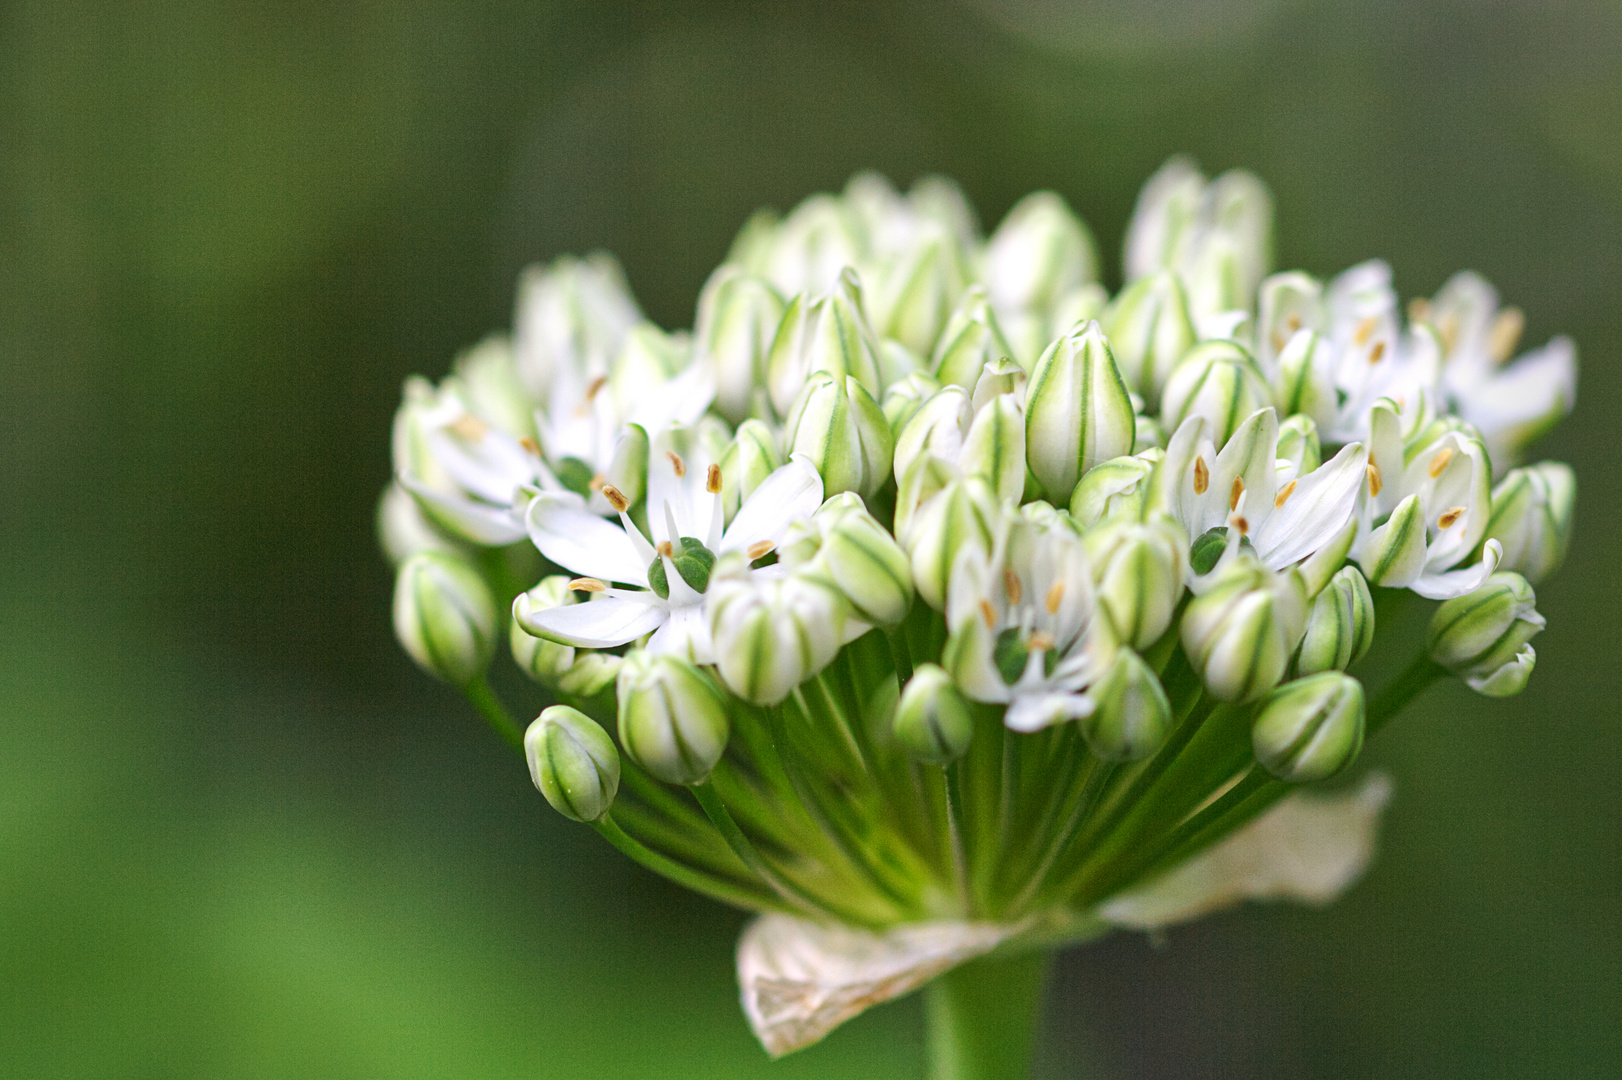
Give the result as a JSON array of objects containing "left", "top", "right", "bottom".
[{"left": 380, "top": 159, "right": 1577, "bottom": 1049}]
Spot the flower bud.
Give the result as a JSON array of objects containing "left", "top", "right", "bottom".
[
  {"left": 448, "top": 335, "right": 537, "bottom": 441},
  {"left": 513, "top": 253, "right": 641, "bottom": 400},
  {"left": 708, "top": 571, "right": 852, "bottom": 705},
  {"left": 616, "top": 651, "right": 731, "bottom": 785},
  {"left": 893, "top": 664, "right": 974, "bottom": 764},
  {"left": 761, "top": 194, "right": 863, "bottom": 297},
  {"left": 1296, "top": 566, "right": 1375, "bottom": 675},
  {"left": 393, "top": 552, "right": 498, "bottom": 687},
  {"left": 1084, "top": 517, "right": 1188, "bottom": 649},
  {"left": 901, "top": 477, "right": 999, "bottom": 611},
  {"left": 1024, "top": 321, "right": 1136, "bottom": 506},
  {"left": 377, "top": 481, "right": 461, "bottom": 566},
  {"left": 694, "top": 264, "right": 785, "bottom": 425},
  {"left": 893, "top": 386, "right": 972, "bottom": 488},
  {"left": 1050, "top": 282, "right": 1110, "bottom": 339},
  {"left": 932, "top": 285, "right": 1019, "bottom": 389},
  {"left": 815, "top": 502, "right": 915, "bottom": 627},
  {"left": 1133, "top": 413, "right": 1165, "bottom": 451},
  {"left": 1256, "top": 271, "right": 1325, "bottom": 373},
  {"left": 511, "top": 576, "right": 577, "bottom": 686},
  {"left": 525, "top": 705, "right": 620, "bottom": 822},
  {"left": 1083, "top": 648, "right": 1172, "bottom": 761},
  {"left": 1427, "top": 572, "right": 1545, "bottom": 695},
  {"left": 984, "top": 191, "right": 1099, "bottom": 318},
  {"left": 1483, "top": 461, "right": 1575, "bottom": 584},
  {"left": 716, "top": 418, "right": 783, "bottom": 523},
  {"left": 783, "top": 371, "right": 895, "bottom": 501},
  {"left": 556, "top": 652, "right": 623, "bottom": 700},
  {"left": 1251, "top": 672, "right": 1365, "bottom": 783},
  {"left": 877, "top": 338, "right": 923, "bottom": 387},
  {"left": 1271, "top": 329, "right": 1338, "bottom": 432},
  {"left": 867, "top": 224, "right": 970, "bottom": 356},
  {"left": 1098, "top": 270, "right": 1196, "bottom": 407},
  {"left": 882, "top": 371, "right": 944, "bottom": 440},
  {"left": 960, "top": 392, "right": 1028, "bottom": 504},
  {"left": 1275, "top": 414, "right": 1322, "bottom": 479},
  {"left": 1181, "top": 561, "right": 1308, "bottom": 703},
  {"left": 1160, "top": 340, "right": 1273, "bottom": 451},
  {"left": 1068, "top": 453, "right": 1156, "bottom": 529},
  {"left": 765, "top": 269, "right": 883, "bottom": 417}
]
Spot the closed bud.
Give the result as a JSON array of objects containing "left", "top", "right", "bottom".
[
  {"left": 525, "top": 705, "right": 620, "bottom": 822},
  {"left": 765, "top": 269, "right": 883, "bottom": 417},
  {"left": 761, "top": 194, "right": 863, "bottom": 297},
  {"left": 1083, "top": 648, "right": 1172, "bottom": 761},
  {"left": 1483, "top": 461, "right": 1575, "bottom": 584},
  {"left": 1084, "top": 517, "right": 1188, "bottom": 649},
  {"left": 868, "top": 224, "right": 971, "bottom": 356},
  {"left": 1275, "top": 414, "right": 1322, "bottom": 479},
  {"left": 1098, "top": 270, "right": 1196, "bottom": 407},
  {"left": 377, "top": 481, "right": 461, "bottom": 566},
  {"left": 1252, "top": 672, "right": 1365, "bottom": 783},
  {"left": 815, "top": 502, "right": 915, "bottom": 627},
  {"left": 1256, "top": 271, "right": 1325, "bottom": 373},
  {"left": 694, "top": 264, "right": 785, "bottom": 425},
  {"left": 894, "top": 664, "right": 975, "bottom": 764},
  {"left": 1160, "top": 340, "right": 1273, "bottom": 451},
  {"left": 393, "top": 552, "right": 498, "bottom": 687},
  {"left": 1272, "top": 329, "right": 1339, "bottom": 432},
  {"left": 1296, "top": 566, "right": 1375, "bottom": 675},
  {"left": 1050, "top": 282, "right": 1110, "bottom": 339},
  {"left": 1181, "top": 561, "right": 1308, "bottom": 703},
  {"left": 933, "top": 286, "right": 1019, "bottom": 389},
  {"left": 708, "top": 570, "right": 852, "bottom": 705},
  {"left": 1427, "top": 572, "right": 1545, "bottom": 695},
  {"left": 616, "top": 651, "right": 731, "bottom": 785},
  {"left": 901, "top": 477, "right": 999, "bottom": 611},
  {"left": 882, "top": 372, "right": 944, "bottom": 440},
  {"left": 449, "top": 335, "right": 536, "bottom": 441},
  {"left": 556, "top": 653, "right": 624, "bottom": 700},
  {"left": 609, "top": 323, "right": 692, "bottom": 410},
  {"left": 783, "top": 371, "right": 895, "bottom": 500},
  {"left": 514, "top": 253, "right": 641, "bottom": 400},
  {"left": 984, "top": 191, "right": 1100, "bottom": 318},
  {"left": 1068, "top": 452, "right": 1157, "bottom": 529},
  {"left": 894, "top": 386, "right": 972, "bottom": 488},
  {"left": 717, "top": 419, "right": 783, "bottom": 523},
  {"left": 511, "top": 576, "right": 577, "bottom": 686},
  {"left": 960, "top": 392, "right": 1029, "bottom": 505},
  {"left": 1024, "top": 321, "right": 1136, "bottom": 505}
]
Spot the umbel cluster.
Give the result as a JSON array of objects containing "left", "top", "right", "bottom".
[{"left": 382, "top": 159, "right": 1575, "bottom": 1048}]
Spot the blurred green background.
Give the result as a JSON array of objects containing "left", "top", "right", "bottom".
[{"left": 2, "top": 1, "right": 1620, "bottom": 1076}]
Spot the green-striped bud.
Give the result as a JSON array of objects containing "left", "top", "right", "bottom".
[
  {"left": 1050, "top": 282, "right": 1110, "bottom": 339},
  {"left": 1068, "top": 453, "right": 1157, "bottom": 529},
  {"left": 960, "top": 392, "right": 1028, "bottom": 504},
  {"left": 1024, "top": 321, "right": 1136, "bottom": 506},
  {"left": 893, "top": 386, "right": 971, "bottom": 488},
  {"left": 556, "top": 653, "right": 623, "bottom": 700},
  {"left": 616, "top": 651, "right": 731, "bottom": 785},
  {"left": 513, "top": 253, "right": 641, "bottom": 400},
  {"left": 1483, "top": 462, "right": 1575, "bottom": 584},
  {"left": 1296, "top": 566, "right": 1375, "bottom": 675},
  {"left": 932, "top": 285, "right": 1019, "bottom": 389},
  {"left": 1271, "top": 329, "right": 1338, "bottom": 431},
  {"left": 448, "top": 334, "right": 536, "bottom": 441},
  {"left": 1098, "top": 270, "right": 1196, "bottom": 407},
  {"left": 1251, "top": 672, "right": 1365, "bottom": 783},
  {"left": 1160, "top": 340, "right": 1273, "bottom": 450},
  {"left": 783, "top": 371, "right": 894, "bottom": 501},
  {"left": 1083, "top": 648, "right": 1172, "bottom": 761},
  {"left": 708, "top": 570, "right": 852, "bottom": 705},
  {"left": 525, "top": 705, "right": 620, "bottom": 822},
  {"left": 881, "top": 372, "right": 944, "bottom": 441},
  {"left": 814, "top": 500, "right": 915, "bottom": 627},
  {"left": 761, "top": 194, "right": 863, "bottom": 298},
  {"left": 609, "top": 323, "right": 692, "bottom": 410},
  {"left": 717, "top": 418, "right": 783, "bottom": 523},
  {"left": 1275, "top": 414, "right": 1322, "bottom": 478},
  {"left": 1256, "top": 271, "right": 1325, "bottom": 372},
  {"left": 1181, "top": 561, "right": 1308, "bottom": 703},
  {"left": 765, "top": 268, "right": 883, "bottom": 418},
  {"left": 984, "top": 191, "right": 1099, "bottom": 318},
  {"left": 901, "top": 476, "right": 999, "bottom": 611},
  {"left": 511, "top": 576, "right": 577, "bottom": 686},
  {"left": 1428, "top": 572, "right": 1545, "bottom": 696},
  {"left": 868, "top": 224, "right": 970, "bottom": 356},
  {"left": 393, "top": 552, "right": 498, "bottom": 687},
  {"left": 1084, "top": 517, "right": 1188, "bottom": 649},
  {"left": 894, "top": 664, "right": 974, "bottom": 764},
  {"left": 1355, "top": 494, "right": 1427, "bottom": 589},
  {"left": 693, "top": 264, "right": 785, "bottom": 425},
  {"left": 377, "top": 481, "right": 462, "bottom": 566}
]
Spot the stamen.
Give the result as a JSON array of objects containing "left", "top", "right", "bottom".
[
  {"left": 1027, "top": 631, "right": 1054, "bottom": 652},
  {"left": 568, "top": 577, "right": 606, "bottom": 592},
  {"left": 1369, "top": 341, "right": 1386, "bottom": 363},
  {"left": 1489, "top": 307, "right": 1524, "bottom": 363},
  {"left": 656, "top": 541, "right": 674, "bottom": 557},
  {"left": 588, "top": 473, "right": 606, "bottom": 491},
  {"left": 1428, "top": 447, "right": 1454, "bottom": 478},
  {"left": 746, "top": 540, "right": 775, "bottom": 560},
  {"left": 448, "top": 413, "right": 488, "bottom": 441},
  {"left": 1003, "top": 569, "right": 1023, "bottom": 605},
  {"left": 665, "top": 451, "right": 686, "bottom": 478},
  {"left": 518, "top": 436, "right": 541, "bottom": 455},
  {"left": 979, "top": 599, "right": 997, "bottom": 628},
  {"left": 1439, "top": 313, "right": 1460, "bottom": 353},
  {"left": 1354, "top": 316, "right": 1377, "bottom": 346},
  {"left": 1275, "top": 480, "right": 1297, "bottom": 508},
  {"left": 1437, "top": 506, "right": 1465, "bottom": 529},
  {"left": 1366, "top": 462, "right": 1383, "bottom": 497},
  {"left": 1193, "top": 456, "right": 1209, "bottom": 495},
  {"left": 1233, "top": 516, "right": 1250, "bottom": 535},
  {"left": 584, "top": 374, "right": 607, "bottom": 401},
  {"left": 1045, "top": 581, "right": 1064, "bottom": 614},
  {"left": 1409, "top": 298, "right": 1432, "bottom": 324},
  {"left": 600, "top": 484, "right": 630, "bottom": 513},
  {"left": 1229, "top": 476, "right": 1244, "bottom": 511},
  {"left": 706, "top": 463, "right": 722, "bottom": 494},
  {"left": 1285, "top": 313, "right": 1302, "bottom": 332}
]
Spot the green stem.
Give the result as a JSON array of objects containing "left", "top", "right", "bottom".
[
  {"left": 690, "top": 780, "right": 835, "bottom": 920},
  {"left": 1367, "top": 653, "right": 1446, "bottom": 737},
  {"left": 590, "top": 813, "right": 788, "bottom": 913},
  {"left": 887, "top": 625, "right": 916, "bottom": 686},
  {"left": 944, "top": 760, "right": 971, "bottom": 912},
  {"left": 925, "top": 950, "right": 1052, "bottom": 1080},
  {"left": 463, "top": 676, "right": 525, "bottom": 753}
]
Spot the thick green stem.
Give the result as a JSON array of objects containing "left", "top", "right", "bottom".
[
  {"left": 925, "top": 951, "right": 1052, "bottom": 1080},
  {"left": 590, "top": 813, "right": 787, "bottom": 914},
  {"left": 463, "top": 676, "right": 526, "bottom": 753},
  {"left": 690, "top": 780, "right": 836, "bottom": 921}
]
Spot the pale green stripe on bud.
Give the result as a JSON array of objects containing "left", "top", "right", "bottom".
[
  {"left": 1084, "top": 517, "right": 1188, "bottom": 649},
  {"left": 1160, "top": 340, "right": 1273, "bottom": 451},
  {"left": 1252, "top": 672, "right": 1365, "bottom": 783},
  {"left": 1275, "top": 414, "right": 1322, "bottom": 478},
  {"left": 1181, "top": 562, "right": 1308, "bottom": 703},
  {"left": 902, "top": 477, "right": 998, "bottom": 611},
  {"left": 694, "top": 264, "right": 785, "bottom": 426},
  {"left": 393, "top": 551, "right": 498, "bottom": 687},
  {"left": 932, "top": 285, "right": 1018, "bottom": 389},
  {"left": 511, "top": 575, "right": 577, "bottom": 686},
  {"left": 984, "top": 191, "right": 1099, "bottom": 318},
  {"left": 1084, "top": 648, "right": 1172, "bottom": 761},
  {"left": 894, "top": 664, "right": 974, "bottom": 764},
  {"left": 708, "top": 572, "right": 851, "bottom": 705},
  {"left": 1069, "top": 455, "right": 1156, "bottom": 529},
  {"left": 1296, "top": 566, "right": 1375, "bottom": 675},
  {"left": 765, "top": 269, "right": 883, "bottom": 418},
  {"left": 960, "top": 392, "right": 1028, "bottom": 504},
  {"left": 1356, "top": 494, "right": 1428, "bottom": 589},
  {"left": 867, "top": 224, "right": 970, "bottom": 356},
  {"left": 718, "top": 418, "right": 783, "bottom": 523},
  {"left": 1271, "top": 329, "right": 1337, "bottom": 431},
  {"left": 815, "top": 503, "right": 915, "bottom": 627},
  {"left": 525, "top": 705, "right": 620, "bottom": 822},
  {"left": 1427, "top": 572, "right": 1545, "bottom": 696},
  {"left": 1483, "top": 461, "right": 1575, "bottom": 584},
  {"left": 1098, "top": 270, "right": 1196, "bottom": 408},
  {"left": 783, "top": 371, "right": 894, "bottom": 501},
  {"left": 617, "top": 651, "right": 731, "bottom": 785},
  {"left": 1024, "top": 320, "right": 1136, "bottom": 506}
]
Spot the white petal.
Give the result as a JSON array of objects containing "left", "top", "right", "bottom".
[
  {"left": 737, "top": 915, "right": 1017, "bottom": 1058},
  {"left": 1253, "top": 442, "right": 1367, "bottom": 569},
  {"left": 1005, "top": 690, "right": 1093, "bottom": 732},
  {"left": 721, "top": 457, "right": 824, "bottom": 553},
  {"left": 518, "top": 593, "right": 666, "bottom": 648},
  {"left": 1410, "top": 539, "right": 1502, "bottom": 600},
  {"left": 1097, "top": 772, "right": 1392, "bottom": 930},
  {"left": 646, "top": 601, "right": 714, "bottom": 663},
  {"left": 399, "top": 475, "right": 527, "bottom": 545},
  {"left": 525, "top": 496, "right": 649, "bottom": 585}
]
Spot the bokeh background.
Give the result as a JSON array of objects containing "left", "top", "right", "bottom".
[{"left": 3, "top": 1, "right": 1620, "bottom": 1076}]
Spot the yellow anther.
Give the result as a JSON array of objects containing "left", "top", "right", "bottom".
[
  {"left": 1437, "top": 506, "right": 1465, "bottom": 530},
  {"left": 1028, "top": 631, "right": 1055, "bottom": 652},
  {"left": 519, "top": 436, "right": 541, "bottom": 455},
  {"left": 1369, "top": 341, "right": 1386, "bottom": 364},
  {"left": 1428, "top": 447, "right": 1454, "bottom": 478},
  {"left": 1045, "top": 581, "right": 1065, "bottom": 614},
  {"left": 706, "top": 463, "right": 722, "bottom": 494},
  {"left": 1233, "top": 516, "right": 1250, "bottom": 535},
  {"left": 1275, "top": 480, "right": 1298, "bottom": 508},
  {"left": 1003, "top": 569, "right": 1023, "bottom": 606},
  {"left": 656, "top": 541, "right": 674, "bottom": 557},
  {"left": 1354, "top": 316, "right": 1377, "bottom": 346},
  {"left": 1229, "top": 476, "right": 1245, "bottom": 511},
  {"left": 979, "top": 599, "right": 997, "bottom": 628},
  {"left": 1366, "top": 462, "right": 1383, "bottom": 497},
  {"left": 1193, "top": 456, "right": 1209, "bottom": 495},
  {"left": 665, "top": 451, "right": 686, "bottom": 478},
  {"left": 568, "top": 577, "right": 606, "bottom": 593},
  {"left": 588, "top": 473, "right": 606, "bottom": 491},
  {"left": 746, "top": 540, "right": 775, "bottom": 561},
  {"left": 600, "top": 484, "right": 630, "bottom": 513},
  {"left": 584, "top": 374, "right": 607, "bottom": 400},
  {"left": 448, "top": 413, "right": 488, "bottom": 441},
  {"left": 1489, "top": 307, "right": 1525, "bottom": 364}
]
